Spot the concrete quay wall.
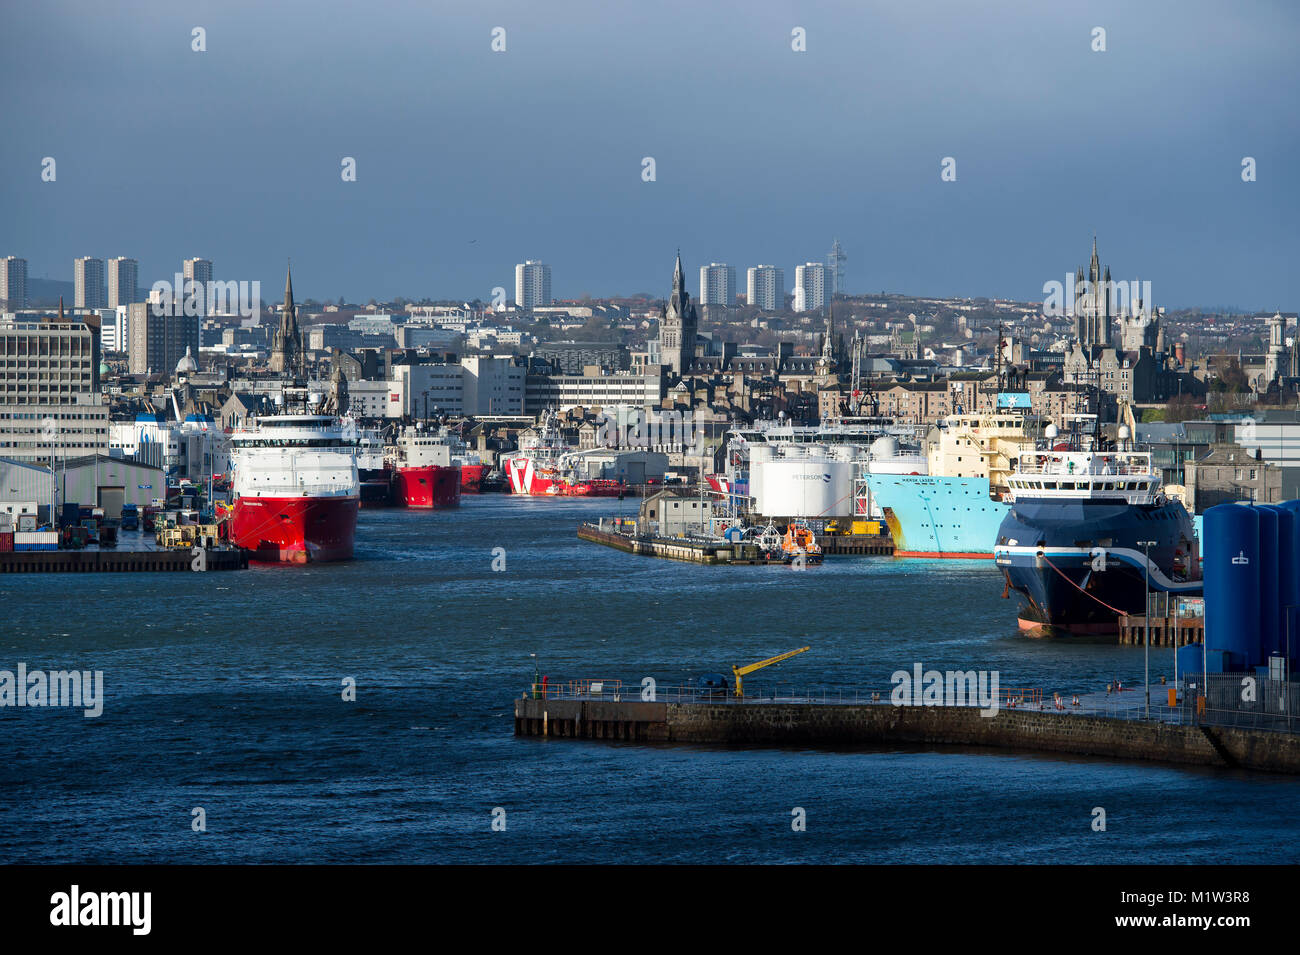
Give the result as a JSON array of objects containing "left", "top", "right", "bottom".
[{"left": 514, "top": 698, "right": 1300, "bottom": 774}]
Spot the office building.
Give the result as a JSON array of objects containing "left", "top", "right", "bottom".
[{"left": 0, "top": 314, "right": 107, "bottom": 465}]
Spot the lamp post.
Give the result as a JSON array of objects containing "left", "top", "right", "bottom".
[
  {"left": 1172, "top": 593, "right": 1179, "bottom": 686},
  {"left": 1285, "top": 605, "right": 1295, "bottom": 732},
  {"left": 1139, "top": 539, "right": 1158, "bottom": 718}
]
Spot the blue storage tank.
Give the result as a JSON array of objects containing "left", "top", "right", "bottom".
[
  {"left": 1257, "top": 506, "right": 1281, "bottom": 663},
  {"left": 1271, "top": 506, "right": 1299, "bottom": 660},
  {"left": 1206, "top": 649, "right": 1232, "bottom": 674},
  {"left": 1203, "top": 503, "right": 1261, "bottom": 669},
  {"left": 1176, "top": 643, "right": 1205, "bottom": 682}
]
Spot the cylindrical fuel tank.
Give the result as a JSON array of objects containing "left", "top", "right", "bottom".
[{"left": 1203, "top": 503, "right": 1261, "bottom": 669}]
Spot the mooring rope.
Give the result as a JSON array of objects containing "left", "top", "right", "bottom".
[{"left": 1040, "top": 553, "right": 1128, "bottom": 616}]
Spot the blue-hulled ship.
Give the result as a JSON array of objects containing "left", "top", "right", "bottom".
[
  {"left": 993, "top": 435, "right": 1201, "bottom": 634},
  {"left": 864, "top": 409, "right": 1041, "bottom": 558}
]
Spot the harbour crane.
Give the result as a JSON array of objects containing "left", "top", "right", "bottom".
[{"left": 732, "top": 646, "right": 810, "bottom": 698}]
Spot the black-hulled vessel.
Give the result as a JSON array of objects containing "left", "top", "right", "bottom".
[{"left": 993, "top": 427, "right": 1200, "bottom": 634}]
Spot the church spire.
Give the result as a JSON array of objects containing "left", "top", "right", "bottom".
[
  {"left": 673, "top": 250, "right": 683, "bottom": 293},
  {"left": 283, "top": 261, "right": 295, "bottom": 318},
  {"left": 272, "top": 260, "right": 302, "bottom": 377}
]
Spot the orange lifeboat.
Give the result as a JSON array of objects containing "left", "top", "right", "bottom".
[{"left": 781, "top": 522, "right": 823, "bottom": 564}]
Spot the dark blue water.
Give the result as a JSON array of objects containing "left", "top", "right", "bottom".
[{"left": 3, "top": 497, "right": 1298, "bottom": 863}]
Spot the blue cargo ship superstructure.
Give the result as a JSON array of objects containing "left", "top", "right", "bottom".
[
  {"left": 993, "top": 442, "right": 1201, "bottom": 634},
  {"left": 863, "top": 410, "right": 1040, "bottom": 558}
]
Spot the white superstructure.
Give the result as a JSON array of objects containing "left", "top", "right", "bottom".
[
  {"left": 230, "top": 414, "right": 358, "bottom": 500},
  {"left": 393, "top": 429, "right": 452, "bottom": 468},
  {"left": 1005, "top": 449, "right": 1161, "bottom": 505}
]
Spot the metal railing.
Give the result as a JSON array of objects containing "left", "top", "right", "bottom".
[
  {"left": 523, "top": 678, "right": 1300, "bottom": 734},
  {"left": 528, "top": 681, "right": 1038, "bottom": 708}
]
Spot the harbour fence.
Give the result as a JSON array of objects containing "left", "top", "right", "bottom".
[{"left": 524, "top": 678, "right": 1300, "bottom": 735}]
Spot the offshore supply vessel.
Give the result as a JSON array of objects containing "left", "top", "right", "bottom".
[
  {"left": 227, "top": 265, "right": 359, "bottom": 562},
  {"left": 502, "top": 411, "right": 627, "bottom": 497},
  {"left": 390, "top": 428, "right": 462, "bottom": 509},
  {"left": 228, "top": 403, "right": 360, "bottom": 563},
  {"left": 992, "top": 426, "right": 1200, "bottom": 634}
]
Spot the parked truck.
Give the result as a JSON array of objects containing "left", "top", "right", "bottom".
[{"left": 119, "top": 503, "right": 139, "bottom": 531}]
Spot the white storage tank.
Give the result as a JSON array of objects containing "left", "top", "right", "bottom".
[
  {"left": 755, "top": 458, "right": 854, "bottom": 518},
  {"left": 748, "top": 445, "right": 774, "bottom": 507}
]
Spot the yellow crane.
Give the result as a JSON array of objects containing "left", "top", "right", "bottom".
[{"left": 732, "top": 646, "right": 810, "bottom": 698}]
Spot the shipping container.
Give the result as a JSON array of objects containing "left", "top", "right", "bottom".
[{"left": 0, "top": 531, "right": 12, "bottom": 553}]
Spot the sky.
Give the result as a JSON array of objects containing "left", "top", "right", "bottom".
[{"left": 2, "top": 0, "right": 1298, "bottom": 310}]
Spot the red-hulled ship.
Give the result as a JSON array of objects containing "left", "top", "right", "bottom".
[
  {"left": 501, "top": 411, "right": 627, "bottom": 497},
  {"left": 228, "top": 411, "right": 360, "bottom": 562},
  {"left": 459, "top": 461, "right": 488, "bottom": 493},
  {"left": 391, "top": 429, "right": 461, "bottom": 508},
  {"left": 227, "top": 265, "right": 359, "bottom": 562}
]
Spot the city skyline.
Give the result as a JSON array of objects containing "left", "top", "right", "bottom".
[{"left": 2, "top": 1, "right": 1298, "bottom": 310}]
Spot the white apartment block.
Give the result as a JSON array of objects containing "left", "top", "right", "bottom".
[
  {"left": 699, "top": 263, "right": 736, "bottom": 306},
  {"left": 183, "top": 258, "right": 214, "bottom": 315},
  {"left": 182, "top": 257, "right": 213, "bottom": 287},
  {"left": 74, "top": 257, "right": 106, "bottom": 309},
  {"left": 514, "top": 261, "right": 552, "bottom": 310},
  {"left": 794, "top": 262, "right": 830, "bottom": 312},
  {"left": 107, "top": 257, "right": 139, "bottom": 308},
  {"left": 746, "top": 265, "right": 784, "bottom": 312},
  {"left": 0, "top": 257, "right": 27, "bottom": 309}
]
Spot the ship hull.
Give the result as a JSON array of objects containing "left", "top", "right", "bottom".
[
  {"left": 230, "top": 494, "right": 358, "bottom": 563},
  {"left": 395, "top": 465, "right": 461, "bottom": 508},
  {"left": 460, "top": 463, "right": 487, "bottom": 493},
  {"left": 864, "top": 473, "right": 1007, "bottom": 558},
  {"left": 358, "top": 468, "right": 394, "bottom": 507},
  {"left": 993, "top": 498, "right": 1196, "bottom": 633}
]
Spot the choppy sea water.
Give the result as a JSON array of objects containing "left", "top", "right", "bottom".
[{"left": 2, "top": 496, "right": 1297, "bottom": 864}]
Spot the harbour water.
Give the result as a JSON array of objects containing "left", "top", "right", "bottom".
[{"left": 3, "top": 496, "right": 1298, "bottom": 864}]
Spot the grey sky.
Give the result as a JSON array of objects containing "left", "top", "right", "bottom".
[{"left": 2, "top": 0, "right": 1297, "bottom": 309}]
